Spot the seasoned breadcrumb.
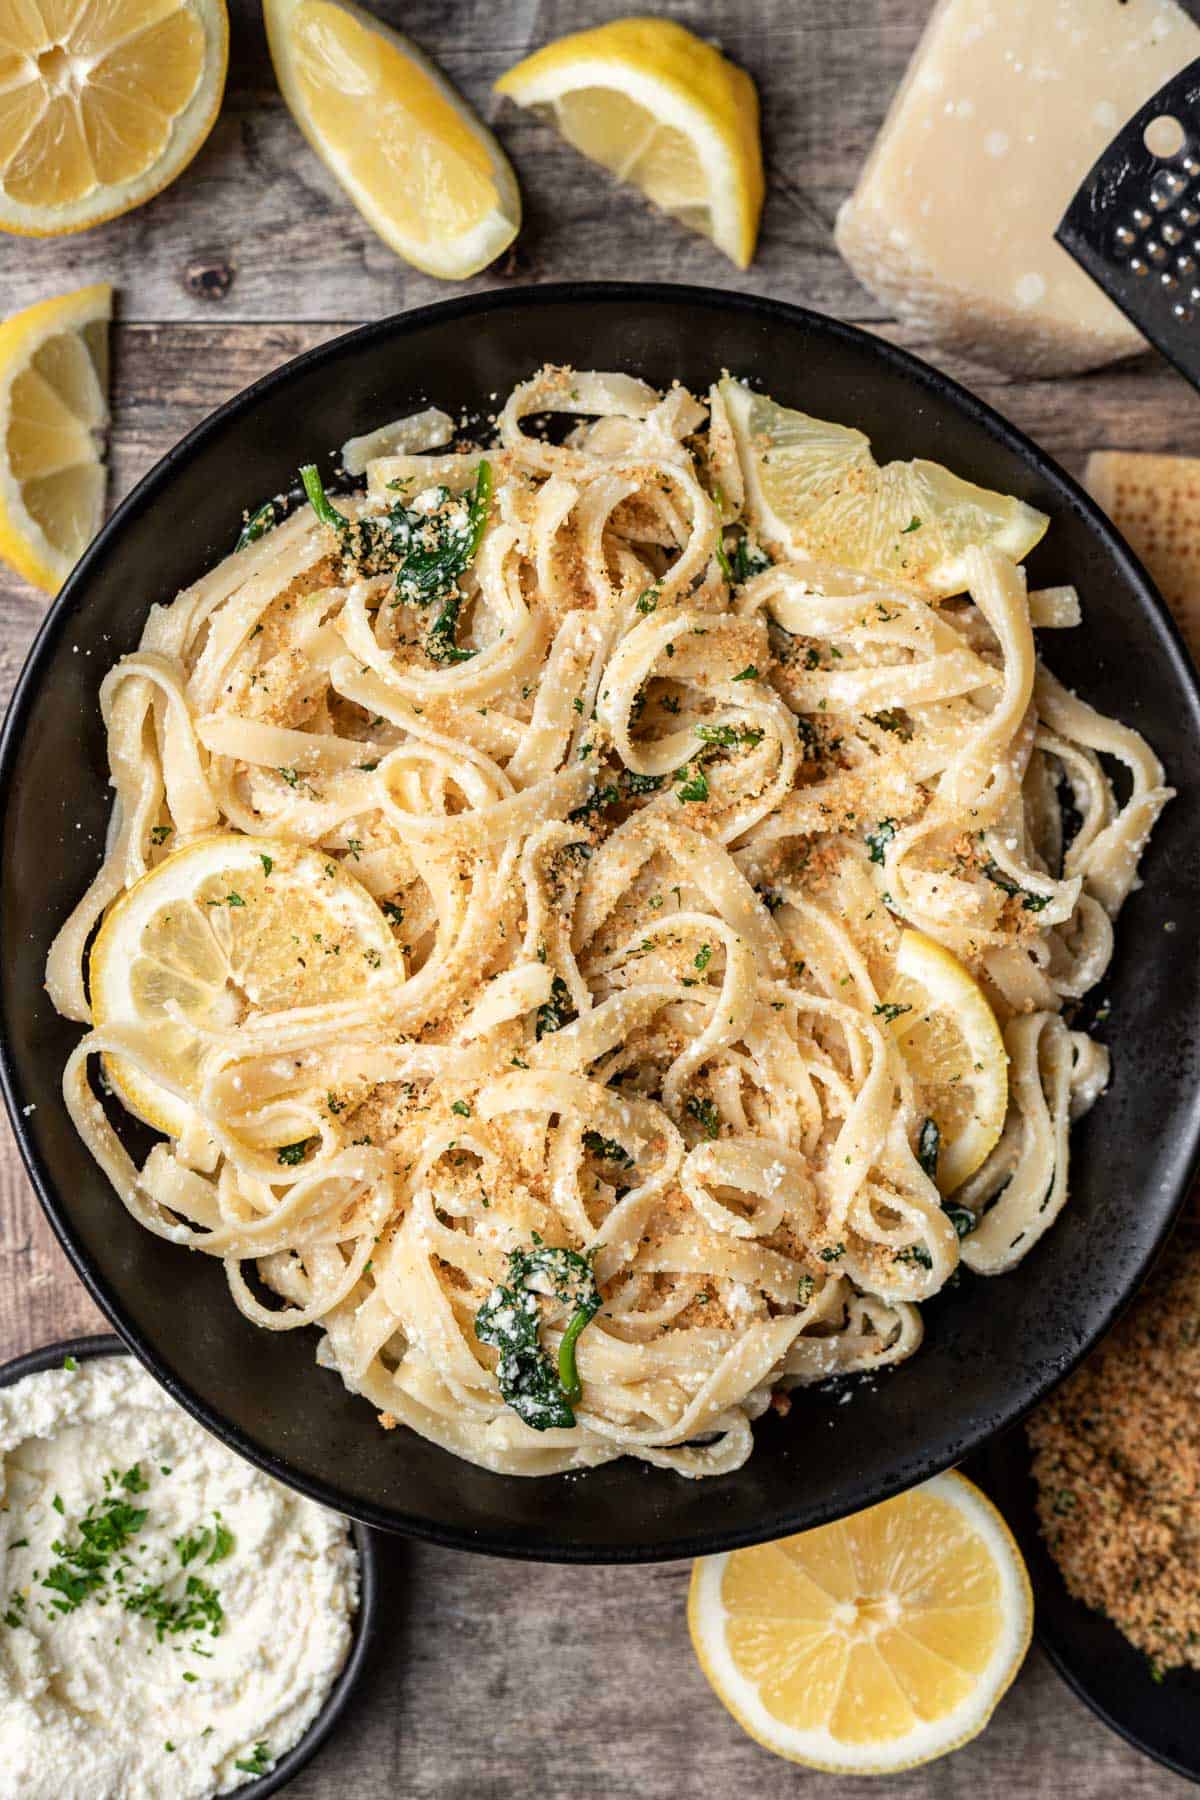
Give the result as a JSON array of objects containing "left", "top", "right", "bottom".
[{"left": 1028, "top": 1229, "right": 1200, "bottom": 1673}]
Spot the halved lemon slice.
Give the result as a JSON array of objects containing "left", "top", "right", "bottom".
[
  {"left": 885, "top": 928, "right": 1008, "bottom": 1193},
  {"left": 90, "top": 834, "right": 404, "bottom": 1138},
  {"left": 0, "top": 0, "right": 228, "bottom": 238},
  {"left": 496, "top": 19, "right": 763, "bottom": 269},
  {"left": 0, "top": 283, "right": 111, "bottom": 594},
  {"left": 265, "top": 0, "right": 520, "bottom": 279},
  {"left": 689, "top": 1471, "right": 1032, "bottom": 1774},
  {"left": 720, "top": 379, "right": 1048, "bottom": 596}
]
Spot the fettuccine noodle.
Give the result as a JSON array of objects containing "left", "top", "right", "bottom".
[{"left": 47, "top": 368, "right": 1170, "bottom": 1478}]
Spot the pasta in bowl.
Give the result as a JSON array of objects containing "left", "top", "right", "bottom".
[{"left": 45, "top": 364, "right": 1171, "bottom": 1482}]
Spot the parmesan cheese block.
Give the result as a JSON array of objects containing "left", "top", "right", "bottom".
[
  {"left": 835, "top": 0, "right": 1200, "bottom": 376},
  {"left": 1086, "top": 451, "right": 1200, "bottom": 655}
]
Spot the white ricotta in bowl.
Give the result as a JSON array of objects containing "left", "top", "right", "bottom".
[{"left": 0, "top": 1355, "right": 358, "bottom": 1799}]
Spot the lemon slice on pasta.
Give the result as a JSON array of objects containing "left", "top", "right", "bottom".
[
  {"left": 688, "top": 1471, "right": 1032, "bottom": 1774},
  {"left": 884, "top": 929, "right": 1008, "bottom": 1193},
  {"left": 719, "top": 379, "right": 1047, "bottom": 597},
  {"left": 89, "top": 834, "right": 403, "bottom": 1138}
]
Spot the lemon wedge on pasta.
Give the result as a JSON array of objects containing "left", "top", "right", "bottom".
[
  {"left": 495, "top": 18, "right": 763, "bottom": 268},
  {"left": 89, "top": 835, "right": 403, "bottom": 1138},
  {"left": 0, "top": 283, "right": 111, "bottom": 594},
  {"left": 884, "top": 929, "right": 1008, "bottom": 1193},
  {"left": 688, "top": 1471, "right": 1032, "bottom": 1774},
  {"left": 719, "top": 379, "right": 1047, "bottom": 596}
]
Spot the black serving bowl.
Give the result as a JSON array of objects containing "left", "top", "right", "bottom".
[
  {"left": 977, "top": 1422, "right": 1200, "bottom": 1784},
  {"left": 2, "top": 283, "right": 1199, "bottom": 1562},
  {"left": 0, "top": 1335, "right": 378, "bottom": 1797}
]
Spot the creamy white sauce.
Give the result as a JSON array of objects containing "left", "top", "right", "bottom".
[{"left": 0, "top": 1357, "right": 357, "bottom": 1800}]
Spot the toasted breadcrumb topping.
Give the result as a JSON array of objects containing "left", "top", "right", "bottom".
[{"left": 1028, "top": 1225, "right": 1200, "bottom": 1673}]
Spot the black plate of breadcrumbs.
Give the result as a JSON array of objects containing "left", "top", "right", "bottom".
[{"left": 977, "top": 1226, "right": 1200, "bottom": 1784}]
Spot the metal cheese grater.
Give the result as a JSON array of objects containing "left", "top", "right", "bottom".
[{"left": 1057, "top": 58, "right": 1200, "bottom": 386}]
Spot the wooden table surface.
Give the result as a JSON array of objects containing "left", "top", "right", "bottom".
[{"left": 2, "top": 2, "right": 1198, "bottom": 1794}]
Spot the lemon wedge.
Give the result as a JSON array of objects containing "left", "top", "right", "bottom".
[
  {"left": 90, "top": 834, "right": 404, "bottom": 1138},
  {"left": 0, "top": 283, "right": 111, "bottom": 594},
  {"left": 884, "top": 928, "right": 1008, "bottom": 1193},
  {"left": 265, "top": 0, "right": 519, "bottom": 279},
  {"left": 688, "top": 1471, "right": 1032, "bottom": 1774},
  {"left": 0, "top": 0, "right": 227, "bottom": 238},
  {"left": 720, "top": 379, "right": 1048, "bottom": 597},
  {"left": 496, "top": 19, "right": 763, "bottom": 269}
]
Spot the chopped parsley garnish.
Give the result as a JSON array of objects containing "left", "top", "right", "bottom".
[
  {"left": 732, "top": 665, "right": 758, "bottom": 682},
  {"left": 917, "top": 1117, "right": 940, "bottom": 1183},
  {"left": 694, "top": 943, "right": 713, "bottom": 972},
  {"left": 451, "top": 1099, "right": 472, "bottom": 1118},
  {"left": 866, "top": 818, "right": 896, "bottom": 865},
  {"left": 621, "top": 768, "right": 664, "bottom": 797},
  {"left": 695, "top": 723, "right": 763, "bottom": 750},
  {"left": 819, "top": 1243, "right": 845, "bottom": 1263},
  {"left": 675, "top": 762, "right": 710, "bottom": 805},
  {"left": 582, "top": 1129, "right": 633, "bottom": 1168},
  {"left": 299, "top": 462, "right": 345, "bottom": 533},
  {"left": 796, "top": 1274, "right": 815, "bottom": 1306},
  {"left": 717, "top": 532, "right": 771, "bottom": 586},
  {"left": 475, "top": 1244, "right": 600, "bottom": 1430},
  {"left": 983, "top": 860, "right": 1051, "bottom": 912},
  {"left": 873, "top": 1001, "right": 912, "bottom": 1025},
  {"left": 536, "top": 975, "right": 575, "bottom": 1039},
  {"left": 126, "top": 1574, "right": 224, "bottom": 1641},
  {"left": 149, "top": 825, "right": 172, "bottom": 845},
  {"left": 276, "top": 1139, "right": 315, "bottom": 1166},
  {"left": 635, "top": 582, "right": 662, "bottom": 614},
  {"left": 235, "top": 1743, "right": 272, "bottom": 1777},
  {"left": 381, "top": 900, "right": 405, "bottom": 924},
  {"left": 868, "top": 709, "right": 912, "bottom": 739},
  {"left": 894, "top": 1244, "right": 933, "bottom": 1269},
  {"left": 685, "top": 1095, "right": 720, "bottom": 1140},
  {"left": 259, "top": 853, "right": 273, "bottom": 876},
  {"left": 302, "top": 458, "right": 492, "bottom": 664},
  {"left": 175, "top": 1516, "right": 233, "bottom": 1569},
  {"left": 63, "top": 1355, "right": 77, "bottom": 1371},
  {"left": 235, "top": 498, "right": 280, "bottom": 552},
  {"left": 900, "top": 516, "right": 922, "bottom": 534},
  {"left": 3, "top": 1590, "right": 26, "bottom": 1629},
  {"left": 568, "top": 783, "right": 619, "bottom": 825},
  {"left": 42, "top": 1490, "right": 149, "bottom": 1613}
]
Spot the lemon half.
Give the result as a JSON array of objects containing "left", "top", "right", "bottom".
[
  {"left": 0, "top": 0, "right": 228, "bottom": 238},
  {"left": 0, "top": 283, "right": 111, "bottom": 594},
  {"left": 496, "top": 18, "right": 763, "bottom": 269},
  {"left": 90, "top": 834, "right": 404, "bottom": 1138},
  {"left": 266, "top": 0, "right": 520, "bottom": 280},
  {"left": 886, "top": 928, "right": 1008, "bottom": 1193},
  {"left": 689, "top": 1471, "right": 1033, "bottom": 1774},
  {"left": 720, "top": 379, "right": 1048, "bottom": 596}
]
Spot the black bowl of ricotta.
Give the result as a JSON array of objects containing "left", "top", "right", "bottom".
[
  {"left": 0, "top": 1334, "right": 379, "bottom": 1798},
  {"left": 1, "top": 284, "right": 1199, "bottom": 1560}
]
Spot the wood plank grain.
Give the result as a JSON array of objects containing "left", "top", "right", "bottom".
[{"left": 0, "top": 0, "right": 924, "bottom": 324}]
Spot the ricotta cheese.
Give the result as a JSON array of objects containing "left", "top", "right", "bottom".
[{"left": 0, "top": 1356, "right": 357, "bottom": 1800}]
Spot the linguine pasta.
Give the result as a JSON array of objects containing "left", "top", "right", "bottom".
[{"left": 47, "top": 368, "right": 1171, "bottom": 1478}]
